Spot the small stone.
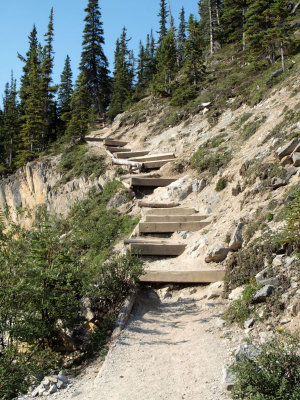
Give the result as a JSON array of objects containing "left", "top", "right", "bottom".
[
  {"left": 56, "top": 380, "right": 65, "bottom": 390},
  {"left": 192, "top": 179, "right": 206, "bottom": 193},
  {"left": 292, "top": 152, "right": 300, "bottom": 167},
  {"left": 280, "top": 317, "right": 291, "bottom": 325},
  {"left": 229, "top": 286, "right": 245, "bottom": 301},
  {"left": 244, "top": 318, "right": 255, "bottom": 329},
  {"left": 252, "top": 285, "right": 274, "bottom": 303},
  {"left": 273, "top": 255, "right": 284, "bottom": 267},
  {"left": 205, "top": 244, "right": 229, "bottom": 263},
  {"left": 229, "top": 222, "right": 243, "bottom": 251},
  {"left": 207, "top": 281, "right": 224, "bottom": 299},
  {"left": 259, "top": 278, "right": 278, "bottom": 286},
  {"left": 48, "top": 385, "right": 58, "bottom": 394},
  {"left": 57, "top": 374, "right": 68, "bottom": 384},
  {"left": 235, "top": 343, "right": 261, "bottom": 361},
  {"left": 222, "top": 366, "right": 236, "bottom": 391},
  {"left": 285, "top": 255, "right": 296, "bottom": 268},
  {"left": 271, "top": 177, "right": 287, "bottom": 189}
]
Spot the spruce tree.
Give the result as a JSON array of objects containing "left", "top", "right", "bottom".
[
  {"left": 58, "top": 55, "right": 73, "bottom": 118},
  {"left": 177, "top": 7, "right": 187, "bottom": 68},
  {"left": 152, "top": 29, "right": 177, "bottom": 96},
  {"left": 107, "top": 28, "right": 134, "bottom": 121},
  {"left": 80, "top": 0, "right": 110, "bottom": 117},
  {"left": 198, "top": 0, "right": 221, "bottom": 55},
  {"left": 157, "top": 0, "right": 169, "bottom": 45},
  {"left": 221, "top": 0, "right": 247, "bottom": 49},
  {"left": 184, "top": 15, "right": 205, "bottom": 85},
  {"left": 66, "top": 73, "right": 92, "bottom": 142},
  {"left": 136, "top": 42, "right": 146, "bottom": 92},
  {"left": 144, "top": 30, "right": 156, "bottom": 85}
]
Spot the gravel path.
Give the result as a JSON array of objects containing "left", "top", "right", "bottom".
[{"left": 48, "top": 286, "right": 240, "bottom": 400}]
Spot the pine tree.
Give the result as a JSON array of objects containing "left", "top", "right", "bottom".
[
  {"left": 41, "top": 8, "right": 57, "bottom": 147},
  {"left": 80, "top": 0, "right": 110, "bottom": 117},
  {"left": 58, "top": 55, "right": 73, "bottom": 118},
  {"left": 221, "top": 0, "right": 247, "bottom": 49},
  {"left": 0, "top": 73, "right": 19, "bottom": 170},
  {"left": 144, "top": 30, "right": 156, "bottom": 85},
  {"left": 66, "top": 73, "right": 92, "bottom": 142},
  {"left": 198, "top": 0, "right": 221, "bottom": 55},
  {"left": 136, "top": 42, "right": 146, "bottom": 91},
  {"left": 107, "top": 28, "right": 134, "bottom": 120},
  {"left": 177, "top": 7, "right": 187, "bottom": 68},
  {"left": 152, "top": 29, "right": 177, "bottom": 96},
  {"left": 157, "top": 0, "right": 169, "bottom": 45},
  {"left": 184, "top": 15, "right": 205, "bottom": 85}
]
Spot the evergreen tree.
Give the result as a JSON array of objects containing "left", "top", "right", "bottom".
[
  {"left": 157, "top": 0, "right": 169, "bottom": 45},
  {"left": 144, "top": 30, "right": 156, "bottom": 85},
  {"left": 184, "top": 15, "right": 205, "bottom": 85},
  {"left": 66, "top": 73, "right": 92, "bottom": 142},
  {"left": 198, "top": 0, "right": 222, "bottom": 55},
  {"left": 107, "top": 28, "right": 134, "bottom": 120},
  {"left": 58, "top": 55, "right": 73, "bottom": 118},
  {"left": 41, "top": 8, "right": 57, "bottom": 147},
  {"left": 80, "top": 0, "right": 110, "bottom": 117},
  {"left": 152, "top": 29, "right": 177, "bottom": 96},
  {"left": 177, "top": 7, "right": 187, "bottom": 68},
  {"left": 136, "top": 42, "right": 146, "bottom": 91},
  {"left": 221, "top": 0, "right": 247, "bottom": 49},
  {"left": 0, "top": 73, "right": 19, "bottom": 170}
]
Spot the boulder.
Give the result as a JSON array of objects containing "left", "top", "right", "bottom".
[
  {"left": 229, "top": 222, "right": 243, "bottom": 251},
  {"left": 276, "top": 138, "right": 299, "bottom": 159},
  {"left": 207, "top": 281, "right": 224, "bottom": 299},
  {"left": 235, "top": 343, "right": 261, "bottom": 361},
  {"left": 229, "top": 286, "right": 245, "bottom": 301},
  {"left": 222, "top": 366, "right": 236, "bottom": 391},
  {"left": 192, "top": 179, "right": 206, "bottom": 193},
  {"left": 271, "top": 177, "right": 287, "bottom": 189},
  {"left": 292, "top": 152, "right": 300, "bottom": 167},
  {"left": 252, "top": 285, "right": 274, "bottom": 303},
  {"left": 205, "top": 244, "right": 229, "bottom": 263},
  {"left": 273, "top": 255, "right": 284, "bottom": 267},
  {"left": 285, "top": 166, "right": 298, "bottom": 180}
]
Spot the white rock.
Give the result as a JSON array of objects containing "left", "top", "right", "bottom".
[
  {"left": 229, "top": 222, "right": 243, "bottom": 251},
  {"left": 272, "top": 255, "right": 284, "bottom": 267},
  {"left": 228, "top": 286, "right": 245, "bottom": 301},
  {"left": 205, "top": 244, "right": 229, "bottom": 263}
]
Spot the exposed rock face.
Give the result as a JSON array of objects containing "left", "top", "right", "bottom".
[
  {"left": 229, "top": 222, "right": 243, "bottom": 251},
  {"left": 276, "top": 138, "right": 299, "bottom": 159},
  {"left": 0, "top": 156, "right": 104, "bottom": 225},
  {"left": 252, "top": 285, "right": 274, "bottom": 303},
  {"left": 292, "top": 152, "right": 300, "bottom": 167},
  {"left": 153, "top": 175, "right": 193, "bottom": 202}
]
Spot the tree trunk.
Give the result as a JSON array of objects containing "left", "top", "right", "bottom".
[
  {"left": 242, "top": 5, "right": 246, "bottom": 51},
  {"left": 280, "top": 41, "right": 285, "bottom": 72}
]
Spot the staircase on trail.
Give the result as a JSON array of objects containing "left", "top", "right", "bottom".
[{"left": 95, "top": 136, "right": 225, "bottom": 284}]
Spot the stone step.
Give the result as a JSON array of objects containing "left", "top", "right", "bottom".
[
  {"left": 138, "top": 221, "right": 211, "bottom": 233},
  {"left": 130, "top": 177, "right": 177, "bottom": 187},
  {"left": 128, "top": 153, "right": 175, "bottom": 162},
  {"left": 129, "top": 242, "right": 186, "bottom": 256},
  {"left": 138, "top": 201, "right": 180, "bottom": 208},
  {"left": 104, "top": 139, "right": 128, "bottom": 147},
  {"left": 140, "top": 269, "right": 225, "bottom": 283},
  {"left": 143, "top": 159, "right": 175, "bottom": 169},
  {"left": 106, "top": 146, "right": 131, "bottom": 153},
  {"left": 116, "top": 151, "right": 150, "bottom": 159},
  {"left": 145, "top": 215, "right": 209, "bottom": 223},
  {"left": 145, "top": 207, "right": 196, "bottom": 215}
]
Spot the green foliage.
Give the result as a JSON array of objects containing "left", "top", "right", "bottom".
[
  {"left": 191, "top": 143, "right": 232, "bottom": 176},
  {"left": 58, "top": 55, "right": 73, "bottom": 119},
  {"left": 157, "top": 0, "right": 169, "bottom": 45},
  {"left": 240, "top": 115, "right": 267, "bottom": 141},
  {"left": 216, "top": 177, "right": 227, "bottom": 191},
  {"left": 279, "top": 190, "right": 300, "bottom": 251},
  {"left": 58, "top": 144, "right": 106, "bottom": 183},
  {"left": 224, "top": 283, "right": 259, "bottom": 327},
  {"left": 231, "top": 332, "right": 300, "bottom": 399}
]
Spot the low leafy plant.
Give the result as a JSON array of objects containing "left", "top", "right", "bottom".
[
  {"left": 216, "top": 177, "right": 227, "bottom": 192},
  {"left": 231, "top": 332, "right": 300, "bottom": 399}
]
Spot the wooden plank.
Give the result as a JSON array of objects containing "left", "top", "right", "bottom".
[
  {"left": 104, "top": 139, "right": 128, "bottom": 147},
  {"left": 140, "top": 269, "right": 225, "bottom": 283},
  {"left": 145, "top": 215, "right": 209, "bottom": 223},
  {"left": 145, "top": 207, "right": 195, "bottom": 216},
  {"left": 85, "top": 137, "right": 103, "bottom": 142},
  {"left": 106, "top": 147, "right": 131, "bottom": 153},
  {"left": 124, "top": 238, "right": 180, "bottom": 245},
  {"left": 138, "top": 201, "right": 180, "bottom": 208},
  {"left": 116, "top": 151, "right": 150, "bottom": 159},
  {"left": 130, "top": 177, "right": 176, "bottom": 187},
  {"left": 128, "top": 153, "right": 175, "bottom": 162},
  {"left": 139, "top": 221, "right": 211, "bottom": 233},
  {"left": 129, "top": 243, "right": 186, "bottom": 256},
  {"left": 143, "top": 159, "right": 175, "bottom": 169}
]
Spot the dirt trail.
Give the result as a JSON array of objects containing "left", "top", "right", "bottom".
[{"left": 51, "top": 287, "right": 241, "bottom": 400}]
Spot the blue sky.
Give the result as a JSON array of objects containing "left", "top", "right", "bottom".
[{"left": 0, "top": 1, "right": 199, "bottom": 95}]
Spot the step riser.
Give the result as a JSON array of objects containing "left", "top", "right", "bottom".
[
  {"left": 145, "top": 215, "right": 208, "bottom": 223},
  {"left": 130, "top": 178, "right": 176, "bottom": 187},
  {"left": 139, "top": 221, "right": 211, "bottom": 233},
  {"left": 116, "top": 151, "right": 150, "bottom": 159},
  {"left": 106, "top": 147, "right": 131, "bottom": 153},
  {"left": 128, "top": 153, "right": 175, "bottom": 162},
  {"left": 140, "top": 270, "right": 225, "bottom": 283},
  {"left": 143, "top": 159, "right": 175, "bottom": 169},
  {"left": 129, "top": 243, "right": 186, "bottom": 256},
  {"left": 145, "top": 208, "right": 196, "bottom": 216},
  {"left": 104, "top": 139, "right": 128, "bottom": 147}
]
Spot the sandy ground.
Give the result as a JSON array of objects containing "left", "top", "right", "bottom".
[{"left": 42, "top": 286, "right": 244, "bottom": 400}]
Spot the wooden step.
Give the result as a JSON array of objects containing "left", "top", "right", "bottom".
[
  {"left": 139, "top": 221, "right": 211, "bottom": 233},
  {"left": 140, "top": 269, "right": 225, "bottom": 283},
  {"left": 145, "top": 215, "right": 209, "bottom": 223},
  {"left": 85, "top": 137, "right": 103, "bottom": 142},
  {"left": 104, "top": 139, "right": 128, "bottom": 147},
  {"left": 128, "top": 153, "right": 175, "bottom": 162},
  {"left": 106, "top": 146, "right": 131, "bottom": 153},
  {"left": 120, "top": 173, "right": 161, "bottom": 181},
  {"left": 130, "top": 178, "right": 176, "bottom": 187},
  {"left": 116, "top": 151, "right": 150, "bottom": 159},
  {"left": 145, "top": 207, "right": 196, "bottom": 216},
  {"left": 143, "top": 159, "right": 175, "bottom": 169},
  {"left": 129, "top": 242, "right": 186, "bottom": 256},
  {"left": 138, "top": 201, "right": 180, "bottom": 208}
]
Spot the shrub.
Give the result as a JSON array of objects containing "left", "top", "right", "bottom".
[
  {"left": 279, "top": 190, "right": 300, "bottom": 252},
  {"left": 216, "top": 177, "right": 227, "bottom": 191},
  {"left": 231, "top": 332, "right": 300, "bottom": 399},
  {"left": 191, "top": 147, "right": 232, "bottom": 176}
]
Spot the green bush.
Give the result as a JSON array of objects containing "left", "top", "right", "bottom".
[
  {"left": 191, "top": 147, "right": 232, "bottom": 176},
  {"left": 216, "top": 177, "right": 227, "bottom": 191},
  {"left": 231, "top": 333, "right": 300, "bottom": 399}
]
